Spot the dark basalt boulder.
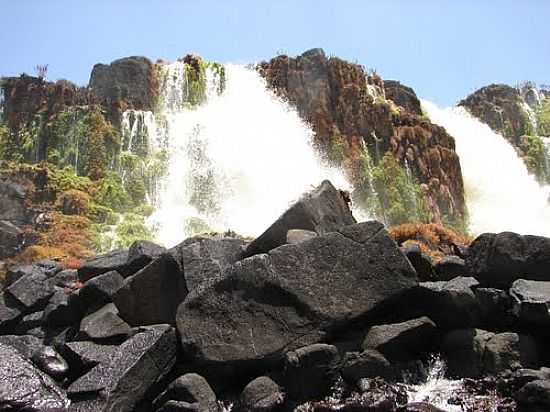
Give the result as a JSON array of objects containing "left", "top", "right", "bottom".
[
  {"left": 113, "top": 253, "right": 188, "bottom": 326},
  {"left": 4, "top": 263, "right": 44, "bottom": 289},
  {"left": 15, "top": 310, "right": 44, "bottom": 334},
  {"left": 0, "top": 334, "right": 45, "bottom": 359},
  {"left": 442, "top": 328, "right": 539, "bottom": 378},
  {"left": 0, "top": 292, "right": 23, "bottom": 333},
  {"left": 0, "top": 342, "right": 70, "bottom": 411},
  {"left": 79, "top": 303, "right": 132, "bottom": 341},
  {"left": 0, "top": 220, "right": 24, "bottom": 259},
  {"left": 51, "top": 269, "right": 79, "bottom": 288},
  {"left": 31, "top": 346, "right": 69, "bottom": 380},
  {"left": 510, "top": 279, "right": 550, "bottom": 326},
  {"left": 153, "top": 373, "right": 219, "bottom": 412},
  {"left": 483, "top": 332, "right": 539, "bottom": 375},
  {"left": 416, "top": 277, "right": 481, "bottom": 329},
  {"left": 5, "top": 269, "right": 55, "bottom": 311},
  {"left": 242, "top": 180, "right": 356, "bottom": 258},
  {"left": 78, "top": 248, "right": 129, "bottom": 282},
  {"left": 78, "top": 270, "right": 125, "bottom": 310},
  {"left": 362, "top": 316, "right": 437, "bottom": 361},
  {"left": 516, "top": 379, "right": 550, "bottom": 409},
  {"left": 401, "top": 243, "right": 435, "bottom": 282},
  {"left": 240, "top": 376, "right": 284, "bottom": 412},
  {"left": 43, "top": 288, "right": 80, "bottom": 327},
  {"left": 89, "top": 56, "right": 157, "bottom": 111},
  {"left": 169, "top": 236, "right": 246, "bottom": 292},
  {"left": 475, "top": 287, "right": 513, "bottom": 330},
  {"left": 68, "top": 324, "right": 177, "bottom": 412},
  {"left": 384, "top": 80, "right": 423, "bottom": 115},
  {"left": 284, "top": 344, "right": 340, "bottom": 401},
  {"left": 441, "top": 328, "right": 496, "bottom": 378},
  {"left": 125, "top": 240, "right": 166, "bottom": 277},
  {"left": 341, "top": 349, "right": 394, "bottom": 384},
  {"left": 177, "top": 221, "right": 416, "bottom": 373},
  {"left": 434, "top": 255, "right": 467, "bottom": 281},
  {"left": 60, "top": 341, "right": 118, "bottom": 380},
  {"left": 467, "top": 232, "right": 550, "bottom": 288},
  {"left": 0, "top": 179, "right": 30, "bottom": 225}
]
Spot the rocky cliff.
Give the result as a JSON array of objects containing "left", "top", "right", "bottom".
[
  {"left": 258, "top": 49, "right": 466, "bottom": 229},
  {"left": 460, "top": 83, "right": 550, "bottom": 183}
]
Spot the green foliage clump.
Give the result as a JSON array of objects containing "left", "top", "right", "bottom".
[
  {"left": 205, "top": 61, "right": 226, "bottom": 95},
  {"left": 520, "top": 134, "right": 547, "bottom": 183},
  {"left": 185, "top": 62, "right": 207, "bottom": 107},
  {"left": 537, "top": 98, "right": 550, "bottom": 136},
  {"left": 365, "top": 152, "right": 430, "bottom": 226},
  {"left": 114, "top": 213, "right": 154, "bottom": 248},
  {"left": 94, "top": 171, "right": 131, "bottom": 212}
]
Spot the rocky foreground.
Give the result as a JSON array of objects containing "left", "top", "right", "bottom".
[{"left": 1, "top": 181, "right": 550, "bottom": 411}]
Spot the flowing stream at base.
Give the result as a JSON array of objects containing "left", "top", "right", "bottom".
[
  {"left": 422, "top": 100, "right": 550, "bottom": 237},
  {"left": 147, "top": 64, "right": 349, "bottom": 247}
]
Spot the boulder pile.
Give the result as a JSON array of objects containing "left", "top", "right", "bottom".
[{"left": 1, "top": 180, "right": 550, "bottom": 411}]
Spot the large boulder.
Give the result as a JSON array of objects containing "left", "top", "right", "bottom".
[
  {"left": 401, "top": 243, "right": 435, "bottom": 282},
  {"left": 240, "top": 376, "right": 285, "bottom": 412},
  {"left": 510, "top": 279, "right": 550, "bottom": 326},
  {"left": 242, "top": 180, "right": 355, "bottom": 258},
  {"left": 483, "top": 332, "right": 539, "bottom": 374},
  {"left": 169, "top": 236, "right": 246, "bottom": 292},
  {"left": 78, "top": 270, "right": 125, "bottom": 310},
  {"left": 442, "top": 329, "right": 539, "bottom": 378},
  {"left": 0, "top": 220, "right": 24, "bottom": 259},
  {"left": 0, "top": 342, "right": 70, "bottom": 411},
  {"left": 68, "top": 324, "right": 177, "bottom": 412},
  {"left": 362, "top": 316, "right": 437, "bottom": 361},
  {"left": 467, "top": 232, "right": 550, "bottom": 287},
  {"left": 284, "top": 344, "right": 339, "bottom": 401},
  {"left": 340, "top": 349, "right": 394, "bottom": 384},
  {"left": 177, "top": 221, "right": 417, "bottom": 372},
  {"left": 125, "top": 240, "right": 166, "bottom": 276},
  {"left": 79, "top": 303, "right": 132, "bottom": 341},
  {"left": 0, "top": 292, "right": 23, "bottom": 333},
  {"left": 31, "top": 346, "right": 69, "bottom": 380},
  {"left": 153, "top": 373, "right": 219, "bottom": 412},
  {"left": 416, "top": 277, "right": 481, "bottom": 329},
  {"left": 434, "top": 255, "right": 467, "bottom": 281},
  {"left": 0, "top": 179, "right": 29, "bottom": 224},
  {"left": 516, "top": 379, "right": 550, "bottom": 410},
  {"left": 78, "top": 249, "right": 129, "bottom": 282},
  {"left": 5, "top": 269, "right": 55, "bottom": 312},
  {"left": 113, "top": 253, "right": 188, "bottom": 326},
  {"left": 475, "top": 287, "right": 513, "bottom": 331}
]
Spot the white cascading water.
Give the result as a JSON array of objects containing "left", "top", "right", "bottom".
[
  {"left": 422, "top": 99, "right": 550, "bottom": 236},
  {"left": 148, "top": 63, "right": 350, "bottom": 247}
]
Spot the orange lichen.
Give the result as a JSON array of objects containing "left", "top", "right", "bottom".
[{"left": 389, "top": 222, "right": 472, "bottom": 262}]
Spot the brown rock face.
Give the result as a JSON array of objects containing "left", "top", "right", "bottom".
[
  {"left": 88, "top": 56, "right": 158, "bottom": 113},
  {"left": 2, "top": 75, "right": 96, "bottom": 132},
  {"left": 459, "top": 84, "right": 530, "bottom": 145},
  {"left": 258, "top": 49, "right": 465, "bottom": 226}
]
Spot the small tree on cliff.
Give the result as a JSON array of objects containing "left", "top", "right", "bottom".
[{"left": 34, "top": 64, "right": 48, "bottom": 79}]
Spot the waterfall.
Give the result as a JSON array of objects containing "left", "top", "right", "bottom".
[
  {"left": 148, "top": 63, "right": 349, "bottom": 247},
  {"left": 422, "top": 99, "right": 550, "bottom": 236}
]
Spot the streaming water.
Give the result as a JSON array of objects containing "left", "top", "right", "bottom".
[
  {"left": 148, "top": 63, "right": 350, "bottom": 247},
  {"left": 422, "top": 100, "right": 550, "bottom": 236}
]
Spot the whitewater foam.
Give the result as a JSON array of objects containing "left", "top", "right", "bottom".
[{"left": 422, "top": 99, "right": 550, "bottom": 237}]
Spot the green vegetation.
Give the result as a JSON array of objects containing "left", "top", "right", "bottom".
[
  {"left": 114, "top": 213, "right": 154, "bottom": 248},
  {"left": 364, "top": 153, "right": 431, "bottom": 226},
  {"left": 537, "top": 98, "right": 550, "bottom": 136}
]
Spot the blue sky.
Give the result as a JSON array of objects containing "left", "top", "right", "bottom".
[{"left": 1, "top": 0, "right": 548, "bottom": 106}]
